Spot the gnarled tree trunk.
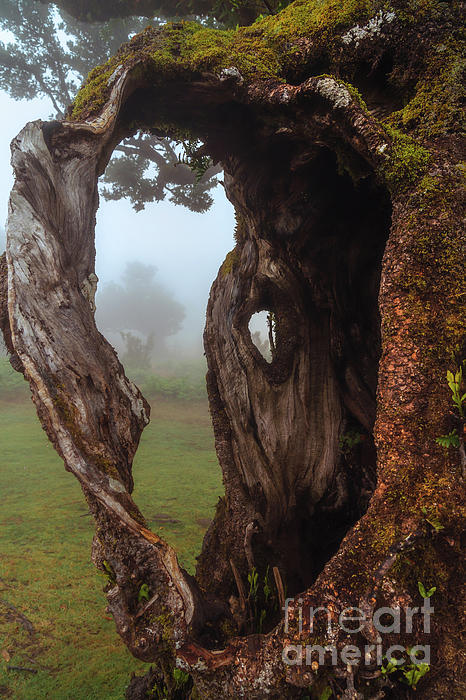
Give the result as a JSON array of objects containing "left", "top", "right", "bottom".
[{"left": 2, "top": 2, "right": 464, "bottom": 698}]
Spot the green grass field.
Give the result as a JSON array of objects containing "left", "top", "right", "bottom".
[{"left": 0, "top": 370, "right": 222, "bottom": 699}]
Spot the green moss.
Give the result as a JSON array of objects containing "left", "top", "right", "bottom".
[
  {"left": 257, "top": 0, "right": 371, "bottom": 45},
  {"left": 391, "top": 538, "right": 450, "bottom": 597},
  {"left": 68, "top": 1, "right": 387, "bottom": 122},
  {"left": 387, "top": 35, "right": 466, "bottom": 139},
  {"left": 181, "top": 27, "right": 234, "bottom": 72},
  {"left": 233, "top": 211, "right": 248, "bottom": 243},
  {"left": 68, "top": 0, "right": 462, "bottom": 155},
  {"left": 381, "top": 126, "right": 431, "bottom": 193},
  {"left": 220, "top": 248, "right": 239, "bottom": 277},
  {"left": 153, "top": 611, "right": 176, "bottom": 649},
  {"left": 71, "top": 61, "right": 120, "bottom": 120},
  {"left": 52, "top": 390, "right": 126, "bottom": 482},
  {"left": 101, "top": 559, "right": 117, "bottom": 584},
  {"left": 385, "top": 168, "right": 465, "bottom": 361}
]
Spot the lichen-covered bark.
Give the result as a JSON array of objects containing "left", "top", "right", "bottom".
[{"left": 3, "top": 1, "right": 465, "bottom": 698}]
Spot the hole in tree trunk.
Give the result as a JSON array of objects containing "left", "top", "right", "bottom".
[
  {"left": 92, "top": 135, "right": 235, "bottom": 574},
  {"left": 82, "top": 83, "right": 393, "bottom": 642},
  {"left": 198, "top": 134, "right": 392, "bottom": 609},
  {"left": 248, "top": 310, "right": 276, "bottom": 363}
]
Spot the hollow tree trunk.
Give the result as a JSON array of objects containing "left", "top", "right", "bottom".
[{"left": 2, "top": 2, "right": 464, "bottom": 698}]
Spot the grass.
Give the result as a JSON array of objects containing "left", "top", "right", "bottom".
[{"left": 0, "top": 371, "right": 222, "bottom": 699}]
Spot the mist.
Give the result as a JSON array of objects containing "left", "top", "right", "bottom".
[
  {"left": 0, "top": 6, "right": 239, "bottom": 371},
  {"left": 0, "top": 100, "right": 236, "bottom": 367},
  {"left": 94, "top": 176, "right": 235, "bottom": 361}
]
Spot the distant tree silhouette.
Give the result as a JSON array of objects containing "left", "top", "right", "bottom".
[
  {"left": 95, "top": 261, "right": 185, "bottom": 362},
  {"left": 37, "top": 0, "right": 288, "bottom": 27}
]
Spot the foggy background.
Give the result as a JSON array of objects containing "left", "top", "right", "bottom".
[
  {"left": 0, "top": 0, "right": 271, "bottom": 379},
  {"left": 0, "top": 0, "right": 235, "bottom": 372},
  {"left": 0, "top": 80, "right": 235, "bottom": 365}
]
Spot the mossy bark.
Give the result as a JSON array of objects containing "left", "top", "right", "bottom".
[{"left": 2, "top": 1, "right": 465, "bottom": 698}]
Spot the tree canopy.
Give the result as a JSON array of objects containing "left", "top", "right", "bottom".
[
  {"left": 38, "top": 0, "right": 289, "bottom": 27},
  {"left": 0, "top": 0, "right": 219, "bottom": 211}
]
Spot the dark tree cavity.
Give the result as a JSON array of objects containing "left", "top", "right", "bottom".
[{"left": 1, "top": 1, "right": 464, "bottom": 698}]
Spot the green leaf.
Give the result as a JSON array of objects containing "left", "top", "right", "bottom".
[
  {"left": 436, "top": 429, "right": 459, "bottom": 448},
  {"left": 415, "top": 663, "right": 430, "bottom": 678},
  {"left": 102, "top": 560, "right": 116, "bottom": 582},
  {"left": 418, "top": 581, "right": 436, "bottom": 598},
  {"left": 381, "top": 657, "right": 399, "bottom": 675},
  {"left": 319, "top": 688, "right": 332, "bottom": 700},
  {"left": 402, "top": 668, "right": 416, "bottom": 686},
  {"left": 403, "top": 662, "right": 429, "bottom": 687},
  {"left": 173, "top": 667, "right": 189, "bottom": 688},
  {"left": 427, "top": 515, "right": 444, "bottom": 532},
  {"left": 138, "top": 583, "right": 150, "bottom": 602}
]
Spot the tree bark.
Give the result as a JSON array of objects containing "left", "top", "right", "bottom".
[{"left": 2, "top": 2, "right": 465, "bottom": 698}]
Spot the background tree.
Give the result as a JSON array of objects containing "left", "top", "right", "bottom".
[
  {"left": 120, "top": 331, "right": 155, "bottom": 369},
  {"left": 96, "top": 261, "right": 186, "bottom": 361},
  {"left": 101, "top": 133, "right": 219, "bottom": 213},
  {"left": 0, "top": 0, "right": 219, "bottom": 210},
  {"left": 37, "top": 0, "right": 289, "bottom": 27}
]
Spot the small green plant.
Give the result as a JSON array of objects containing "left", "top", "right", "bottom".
[
  {"left": 436, "top": 429, "right": 460, "bottom": 448},
  {"left": 248, "top": 566, "right": 259, "bottom": 600},
  {"left": 177, "top": 139, "right": 212, "bottom": 182},
  {"left": 173, "top": 667, "right": 190, "bottom": 688},
  {"left": 339, "top": 429, "right": 363, "bottom": 454},
  {"left": 138, "top": 583, "right": 150, "bottom": 602},
  {"left": 258, "top": 608, "right": 267, "bottom": 634},
  {"left": 418, "top": 581, "right": 436, "bottom": 598},
  {"left": 247, "top": 566, "right": 259, "bottom": 625},
  {"left": 146, "top": 665, "right": 190, "bottom": 697},
  {"left": 381, "top": 653, "right": 430, "bottom": 691},
  {"left": 447, "top": 367, "right": 465, "bottom": 417},
  {"left": 148, "top": 680, "right": 168, "bottom": 699},
  {"left": 401, "top": 661, "right": 430, "bottom": 689},
  {"left": 319, "top": 687, "right": 332, "bottom": 700},
  {"left": 246, "top": 565, "right": 278, "bottom": 633},
  {"left": 101, "top": 559, "right": 116, "bottom": 584},
  {"left": 436, "top": 365, "right": 465, "bottom": 455},
  {"left": 381, "top": 656, "right": 399, "bottom": 677},
  {"left": 421, "top": 505, "right": 444, "bottom": 532}
]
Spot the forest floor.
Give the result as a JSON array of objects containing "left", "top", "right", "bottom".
[{"left": 0, "top": 383, "right": 221, "bottom": 699}]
